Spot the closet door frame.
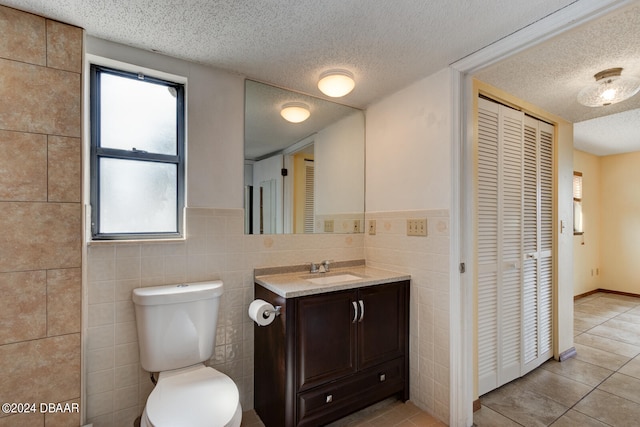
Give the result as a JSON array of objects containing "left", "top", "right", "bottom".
[{"left": 451, "top": 2, "right": 625, "bottom": 425}]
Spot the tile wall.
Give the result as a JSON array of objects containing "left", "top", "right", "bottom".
[
  {"left": 365, "top": 209, "right": 451, "bottom": 422},
  {"left": 0, "top": 6, "right": 83, "bottom": 427},
  {"left": 85, "top": 207, "right": 365, "bottom": 426}
]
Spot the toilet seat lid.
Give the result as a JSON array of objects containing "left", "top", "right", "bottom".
[{"left": 146, "top": 365, "right": 239, "bottom": 427}]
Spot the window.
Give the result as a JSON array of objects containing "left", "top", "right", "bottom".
[
  {"left": 90, "top": 65, "right": 185, "bottom": 239},
  {"left": 573, "top": 171, "right": 583, "bottom": 235}
]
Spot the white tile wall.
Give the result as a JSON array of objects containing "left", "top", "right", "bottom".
[
  {"left": 85, "top": 207, "right": 365, "bottom": 427},
  {"left": 85, "top": 207, "right": 450, "bottom": 426},
  {"left": 365, "top": 209, "right": 450, "bottom": 423}
]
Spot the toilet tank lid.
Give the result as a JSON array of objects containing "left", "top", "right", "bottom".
[{"left": 132, "top": 281, "right": 223, "bottom": 306}]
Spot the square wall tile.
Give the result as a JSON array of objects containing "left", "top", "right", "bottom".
[
  {"left": 0, "top": 59, "right": 81, "bottom": 137},
  {"left": 44, "top": 398, "right": 80, "bottom": 427},
  {"left": 87, "top": 348, "right": 115, "bottom": 374},
  {"left": 46, "top": 268, "right": 81, "bottom": 336},
  {"left": 0, "top": 202, "right": 81, "bottom": 272},
  {"left": 0, "top": 130, "right": 47, "bottom": 201},
  {"left": 0, "top": 5, "right": 45, "bottom": 66},
  {"left": 0, "top": 411, "right": 44, "bottom": 427},
  {"left": 47, "top": 136, "right": 81, "bottom": 202},
  {"left": 0, "top": 334, "right": 80, "bottom": 404},
  {"left": 45, "top": 20, "right": 82, "bottom": 73},
  {"left": 0, "top": 270, "right": 46, "bottom": 345}
]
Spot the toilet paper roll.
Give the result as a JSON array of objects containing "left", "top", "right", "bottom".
[{"left": 248, "top": 299, "right": 276, "bottom": 326}]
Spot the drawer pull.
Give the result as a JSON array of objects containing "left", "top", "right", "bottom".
[
  {"left": 358, "top": 299, "right": 365, "bottom": 322},
  {"left": 379, "top": 373, "right": 386, "bottom": 382},
  {"left": 326, "top": 394, "right": 333, "bottom": 403}
]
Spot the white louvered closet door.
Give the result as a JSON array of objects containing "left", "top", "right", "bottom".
[
  {"left": 477, "top": 98, "right": 524, "bottom": 394},
  {"left": 476, "top": 98, "right": 554, "bottom": 396},
  {"left": 522, "top": 116, "right": 554, "bottom": 373},
  {"left": 303, "top": 160, "right": 315, "bottom": 233}
]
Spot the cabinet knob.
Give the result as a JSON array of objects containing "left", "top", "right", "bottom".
[
  {"left": 326, "top": 394, "right": 333, "bottom": 403},
  {"left": 379, "top": 373, "right": 386, "bottom": 382}
]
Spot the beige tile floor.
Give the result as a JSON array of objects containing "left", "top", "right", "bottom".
[{"left": 475, "top": 292, "right": 640, "bottom": 427}]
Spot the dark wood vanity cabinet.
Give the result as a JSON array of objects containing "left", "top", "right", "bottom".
[{"left": 254, "top": 280, "right": 409, "bottom": 427}]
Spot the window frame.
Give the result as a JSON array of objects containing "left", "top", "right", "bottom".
[
  {"left": 90, "top": 64, "right": 186, "bottom": 240},
  {"left": 573, "top": 171, "right": 583, "bottom": 235}
]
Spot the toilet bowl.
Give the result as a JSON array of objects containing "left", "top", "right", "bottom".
[
  {"left": 133, "top": 282, "right": 242, "bottom": 427},
  {"left": 140, "top": 365, "right": 242, "bottom": 427}
]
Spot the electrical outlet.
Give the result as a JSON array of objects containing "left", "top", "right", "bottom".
[
  {"left": 353, "top": 220, "right": 361, "bottom": 233},
  {"left": 324, "top": 220, "right": 334, "bottom": 233},
  {"left": 407, "top": 218, "right": 427, "bottom": 236},
  {"left": 368, "top": 220, "right": 376, "bottom": 235}
]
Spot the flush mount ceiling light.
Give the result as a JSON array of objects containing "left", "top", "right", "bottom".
[
  {"left": 577, "top": 68, "right": 640, "bottom": 107},
  {"left": 280, "top": 102, "right": 310, "bottom": 123},
  {"left": 317, "top": 69, "right": 355, "bottom": 98}
]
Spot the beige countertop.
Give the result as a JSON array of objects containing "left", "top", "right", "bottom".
[{"left": 254, "top": 262, "right": 410, "bottom": 298}]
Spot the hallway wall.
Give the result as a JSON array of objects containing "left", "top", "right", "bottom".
[
  {"left": 599, "top": 151, "right": 640, "bottom": 295},
  {"left": 573, "top": 149, "right": 602, "bottom": 295}
]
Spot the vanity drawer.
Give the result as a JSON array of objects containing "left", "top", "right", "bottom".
[{"left": 296, "top": 357, "right": 405, "bottom": 426}]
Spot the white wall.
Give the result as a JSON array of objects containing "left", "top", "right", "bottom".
[
  {"left": 85, "top": 36, "right": 245, "bottom": 209},
  {"left": 365, "top": 68, "right": 452, "bottom": 422},
  {"left": 315, "top": 111, "right": 365, "bottom": 215},
  {"left": 366, "top": 68, "right": 451, "bottom": 212}
]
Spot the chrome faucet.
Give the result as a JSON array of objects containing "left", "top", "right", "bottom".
[
  {"left": 320, "top": 259, "right": 333, "bottom": 273},
  {"left": 310, "top": 260, "right": 333, "bottom": 273}
]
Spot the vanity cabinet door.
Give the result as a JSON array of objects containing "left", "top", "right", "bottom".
[
  {"left": 296, "top": 290, "right": 358, "bottom": 392},
  {"left": 357, "top": 281, "right": 409, "bottom": 370}
]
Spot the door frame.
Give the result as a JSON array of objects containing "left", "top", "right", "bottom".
[{"left": 449, "top": 1, "right": 633, "bottom": 425}]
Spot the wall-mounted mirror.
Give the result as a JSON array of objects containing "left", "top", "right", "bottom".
[{"left": 244, "top": 80, "right": 365, "bottom": 234}]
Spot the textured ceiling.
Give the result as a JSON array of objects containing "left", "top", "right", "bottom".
[
  {"left": 4, "top": 0, "right": 576, "bottom": 109},
  {"left": 474, "top": 2, "right": 640, "bottom": 156},
  {"left": 4, "top": 0, "right": 638, "bottom": 156},
  {"left": 573, "top": 109, "right": 640, "bottom": 156}
]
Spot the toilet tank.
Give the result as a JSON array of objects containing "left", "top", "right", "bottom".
[{"left": 132, "top": 281, "right": 223, "bottom": 373}]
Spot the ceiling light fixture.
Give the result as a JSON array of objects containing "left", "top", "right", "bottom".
[
  {"left": 280, "top": 102, "right": 310, "bottom": 123},
  {"left": 317, "top": 69, "right": 355, "bottom": 98},
  {"left": 577, "top": 68, "right": 640, "bottom": 107}
]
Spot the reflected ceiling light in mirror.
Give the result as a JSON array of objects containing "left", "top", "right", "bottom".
[
  {"left": 317, "top": 69, "right": 355, "bottom": 97},
  {"left": 577, "top": 68, "right": 640, "bottom": 107},
  {"left": 280, "top": 102, "right": 310, "bottom": 123}
]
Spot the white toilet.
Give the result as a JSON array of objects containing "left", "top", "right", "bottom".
[{"left": 132, "top": 281, "right": 242, "bottom": 427}]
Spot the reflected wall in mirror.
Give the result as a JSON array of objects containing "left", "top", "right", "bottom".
[{"left": 244, "top": 80, "right": 365, "bottom": 234}]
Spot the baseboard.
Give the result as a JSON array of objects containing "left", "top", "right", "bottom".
[
  {"left": 574, "top": 289, "right": 600, "bottom": 300},
  {"left": 473, "top": 398, "right": 481, "bottom": 412},
  {"left": 574, "top": 288, "right": 640, "bottom": 301},
  {"left": 559, "top": 346, "right": 577, "bottom": 362}
]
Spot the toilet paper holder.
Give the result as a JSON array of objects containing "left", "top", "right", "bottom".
[{"left": 263, "top": 305, "right": 282, "bottom": 319}]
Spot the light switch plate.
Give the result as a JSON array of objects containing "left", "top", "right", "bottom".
[
  {"left": 407, "top": 218, "right": 427, "bottom": 236},
  {"left": 324, "top": 220, "right": 334, "bottom": 233}
]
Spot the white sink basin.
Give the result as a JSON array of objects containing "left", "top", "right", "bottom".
[{"left": 306, "top": 274, "right": 361, "bottom": 285}]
